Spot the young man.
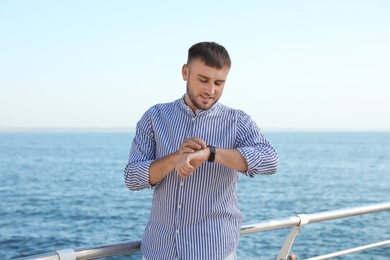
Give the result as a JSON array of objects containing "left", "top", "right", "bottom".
[{"left": 124, "top": 41, "right": 278, "bottom": 260}]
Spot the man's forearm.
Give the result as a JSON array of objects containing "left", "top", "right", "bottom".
[
  {"left": 149, "top": 152, "right": 180, "bottom": 185},
  {"left": 213, "top": 148, "right": 248, "bottom": 172}
]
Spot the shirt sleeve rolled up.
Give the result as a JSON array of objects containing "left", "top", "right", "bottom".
[
  {"left": 124, "top": 110, "right": 159, "bottom": 191},
  {"left": 236, "top": 111, "right": 279, "bottom": 177}
]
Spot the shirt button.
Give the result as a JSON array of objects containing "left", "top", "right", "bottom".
[
  {"left": 176, "top": 229, "right": 179, "bottom": 234},
  {"left": 192, "top": 117, "right": 195, "bottom": 121},
  {"left": 180, "top": 181, "right": 184, "bottom": 186},
  {"left": 178, "top": 204, "right": 182, "bottom": 209}
]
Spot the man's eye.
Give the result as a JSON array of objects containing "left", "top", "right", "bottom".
[{"left": 199, "top": 79, "right": 207, "bottom": 83}]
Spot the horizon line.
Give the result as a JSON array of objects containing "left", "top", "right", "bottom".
[{"left": 0, "top": 127, "right": 389, "bottom": 133}]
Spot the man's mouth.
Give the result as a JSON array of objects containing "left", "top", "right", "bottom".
[{"left": 200, "top": 94, "right": 213, "bottom": 101}]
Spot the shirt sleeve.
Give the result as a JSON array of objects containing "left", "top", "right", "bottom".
[
  {"left": 124, "top": 109, "right": 159, "bottom": 190},
  {"left": 235, "top": 111, "right": 279, "bottom": 177}
]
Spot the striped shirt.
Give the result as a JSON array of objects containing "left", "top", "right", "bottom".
[{"left": 124, "top": 96, "right": 278, "bottom": 260}]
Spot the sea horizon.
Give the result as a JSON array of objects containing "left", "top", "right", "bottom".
[{"left": 1, "top": 126, "right": 389, "bottom": 133}]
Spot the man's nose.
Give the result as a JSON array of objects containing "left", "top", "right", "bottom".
[{"left": 204, "top": 83, "right": 215, "bottom": 95}]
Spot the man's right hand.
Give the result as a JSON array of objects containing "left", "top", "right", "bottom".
[
  {"left": 177, "top": 137, "right": 207, "bottom": 155},
  {"left": 175, "top": 137, "right": 207, "bottom": 178}
]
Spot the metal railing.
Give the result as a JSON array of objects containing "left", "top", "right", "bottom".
[{"left": 13, "top": 202, "right": 390, "bottom": 260}]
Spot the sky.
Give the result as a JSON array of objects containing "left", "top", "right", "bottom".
[{"left": 0, "top": 0, "right": 389, "bottom": 131}]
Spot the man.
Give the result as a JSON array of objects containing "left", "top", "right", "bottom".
[{"left": 124, "top": 41, "right": 278, "bottom": 260}]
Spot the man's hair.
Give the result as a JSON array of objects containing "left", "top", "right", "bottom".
[{"left": 187, "top": 41, "right": 231, "bottom": 69}]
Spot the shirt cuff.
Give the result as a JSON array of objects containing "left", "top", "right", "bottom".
[{"left": 237, "top": 147, "right": 264, "bottom": 177}]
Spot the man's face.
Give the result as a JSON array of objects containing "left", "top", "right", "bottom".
[{"left": 182, "top": 59, "right": 230, "bottom": 112}]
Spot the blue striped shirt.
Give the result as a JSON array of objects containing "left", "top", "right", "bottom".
[{"left": 124, "top": 96, "right": 278, "bottom": 260}]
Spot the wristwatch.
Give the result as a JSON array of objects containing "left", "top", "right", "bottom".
[{"left": 207, "top": 145, "right": 216, "bottom": 162}]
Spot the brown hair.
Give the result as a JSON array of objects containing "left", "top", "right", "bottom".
[{"left": 187, "top": 41, "right": 231, "bottom": 69}]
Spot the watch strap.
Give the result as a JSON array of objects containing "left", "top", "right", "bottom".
[{"left": 207, "top": 145, "right": 216, "bottom": 162}]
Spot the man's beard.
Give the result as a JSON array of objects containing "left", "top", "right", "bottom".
[{"left": 186, "top": 82, "right": 218, "bottom": 111}]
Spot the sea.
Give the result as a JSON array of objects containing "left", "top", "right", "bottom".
[{"left": 0, "top": 131, "right": 389, "bottom": 260}]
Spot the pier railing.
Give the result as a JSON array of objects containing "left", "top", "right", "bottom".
[{"left": 13, "top": 202, "right": 390, "bottom": 260}]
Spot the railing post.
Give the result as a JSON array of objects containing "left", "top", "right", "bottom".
[
  {"left": 275, "top": 214, "right": 309, "bottom": 260},
  {"left": 55, "top": 249, "right": 75, "bottom": 260}
]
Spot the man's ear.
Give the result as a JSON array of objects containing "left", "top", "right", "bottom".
[{"left": 182, "top": 64, "right": 189, "bottom": 81}]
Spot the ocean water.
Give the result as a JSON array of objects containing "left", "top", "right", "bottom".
[{"left": 0, "top": 132, "right": 389, "bottom": 260}]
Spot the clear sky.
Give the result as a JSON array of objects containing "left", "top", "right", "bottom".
[{"left": 1, "top": 0, "right": 389, "bottom": 131}]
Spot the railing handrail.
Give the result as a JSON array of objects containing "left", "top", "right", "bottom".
[
  {"left": 13, "top": 202, "right": 390, "bottom": 260},
  {"left": 241, "top": 201, "right": 390, "bottom": 234}
]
